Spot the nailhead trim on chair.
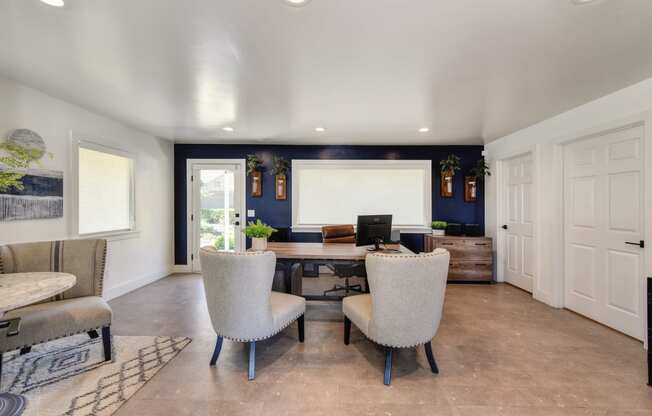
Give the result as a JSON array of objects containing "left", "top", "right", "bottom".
[
  {"left": 368, "top": 248, "right": 449, "bottom": 260},
  {"left": 0, "top": 324, "right": 110, "bottom": 354},
  {"left": 347, "top": 249, "right": 448, "bottom": 349},
  {"left": 215, "top": 311, "right": 305, "bottom": 343}
]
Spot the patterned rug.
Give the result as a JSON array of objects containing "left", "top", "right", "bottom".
[{"left": 1, "top": 334, "right": 191, "bottom": 416}]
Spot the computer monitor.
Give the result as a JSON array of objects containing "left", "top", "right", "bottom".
[{"left": 355, "top": 215, "right": 392, "bottom": 251}]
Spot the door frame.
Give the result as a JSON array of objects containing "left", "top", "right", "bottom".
[
  {"left": 495, "top": 151, "right": 539, "bottom": 296},
  {"left": 559, "top": 121, "right": 647, "bottom": 340},
  {"left": 186, "top": 158, "right": 247, "bottom": 272}
]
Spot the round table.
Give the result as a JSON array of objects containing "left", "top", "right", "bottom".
[{"left": 0, "top": 272, "right": 76, "bottom": 416}]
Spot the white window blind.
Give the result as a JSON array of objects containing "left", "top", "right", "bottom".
[
  {"left": 292, "top": 160, "right": 432, "bottom": 232},
  {"left": 78, "top": 145, "right": 135, "bottom": 235}
]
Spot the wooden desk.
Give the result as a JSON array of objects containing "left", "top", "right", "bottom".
[{"left": 264, "top": 242, "right": 412, "bottom": 300}]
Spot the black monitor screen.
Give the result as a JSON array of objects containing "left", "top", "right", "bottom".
[{"left": 356, "top": 215, "right": 392, "bottom": 250}]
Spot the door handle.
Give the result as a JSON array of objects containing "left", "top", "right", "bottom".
[
  {"left": 625, "top": 240, "right": 645, "bottom": 248},
  {"left": 234, "top": 221, "right": 240, "bottom": 226},
  {"left": 502, "top": 225, "right": 508, "bottom": 230}
]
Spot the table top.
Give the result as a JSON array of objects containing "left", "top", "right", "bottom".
[
  {"left": 0, "top": 272, "right": 76, "bottom": 314},
  {"left": 264, "top": 242, "right": 413, "bottom": 260}
]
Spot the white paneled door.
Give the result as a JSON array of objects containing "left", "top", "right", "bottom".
[
  {"left": 503, "top": 154, "right": 536, "bottom": 292},
  {"left": 564, "top": 126, "right": 645, "bottom": 339}
]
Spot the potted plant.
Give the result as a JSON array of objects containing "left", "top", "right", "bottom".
[
  {"left": 439, "top": 154, "right": 461, "bottom": 198},
  {"left": 465, "top": 159, "right": 491, "bottom": 202},
  {"left": 244, "top": 219, "right": 277, "bottom": 251},
  {"left": 271, "top": 155, "right": 290, "bottom": 200},
  {"left": 431, "top": 220, "right": 447, "bottom": 236},
  {"left": 246, "top": 154, "right": 263, "bottom": 197}
]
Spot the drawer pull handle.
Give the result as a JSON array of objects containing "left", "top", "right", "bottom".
[
  {"left": 474, "top": 243, "right": 488, "bottom": 246},
  {"left": 441, "top": 243, "right": 454, "bottom": 246}
]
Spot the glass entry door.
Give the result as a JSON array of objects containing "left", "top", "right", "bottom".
[{"left": 191, "top": 163, "right": 244, "bottom": 271}]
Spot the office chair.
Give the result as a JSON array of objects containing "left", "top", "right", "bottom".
[{"left": 321, "top": 225, "right": 366, "bottom": 296}]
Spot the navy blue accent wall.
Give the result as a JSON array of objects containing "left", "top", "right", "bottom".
[{"left": 175, "top": 144, "right": 484, "bottom": 264}]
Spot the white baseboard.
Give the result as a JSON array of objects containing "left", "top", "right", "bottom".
[
  {"left": 103, "top": 270, "right": 170, "bottom": 301},
  {"left": 171, "top": 264, "right": 193, "bottom": 274}
]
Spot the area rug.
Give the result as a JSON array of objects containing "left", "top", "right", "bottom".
[{"left": 1, "top": 334, "right": 191, "bottom": 416}]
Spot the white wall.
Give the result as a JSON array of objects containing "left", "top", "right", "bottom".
[
  {"left": 0, "top": 75, "right": 174, "bottom": 300},
  {"left": 485, "top": 76, "right": 652, "bottom": 339}
]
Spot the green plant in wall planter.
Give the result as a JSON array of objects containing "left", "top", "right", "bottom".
[
  {"left": 247, "top": 154, "right": 264, "bottom": 197},
  {"left": 271, "top": 155, "right": 290, "bottom": 200},
  {"left": 244, "top": 219, "right": 277, "bottom": 251},
  {"left": 439, "top": 154, "right": 461, "bottom": 198},
  {"left": 469, "top": 158, "right": 491, "bottom": 179},
  {"left": 431, "top": 220, "right": 447, "bottom": 236}
]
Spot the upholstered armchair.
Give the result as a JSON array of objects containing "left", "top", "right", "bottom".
[
  {"left": 0, "top": 239, "right": 113, "bottom": 381},
  {"left": 342, "top": 249, "right": 450, "bottom": 385},
  {"left": 199, "top": 248, "right": 306, "bottom": 380}
]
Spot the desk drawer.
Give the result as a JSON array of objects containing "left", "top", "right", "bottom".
[{"left": 448, "top": 260, "right": 493, "bottom": 282}]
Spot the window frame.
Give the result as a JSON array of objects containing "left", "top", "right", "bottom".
[
  {"left": 72, "top": 138, "right": 137, "bottom": 240},
  {"left": 291, "top": 159, "right": 432, "bottom": 234}
]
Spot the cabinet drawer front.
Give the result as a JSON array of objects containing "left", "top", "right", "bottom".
[
  {"left": 436, "top": 240, "right": 491, "bottom": 259},
  {"left": 448, "top": 260, "right": 493, "bottom": 281}
]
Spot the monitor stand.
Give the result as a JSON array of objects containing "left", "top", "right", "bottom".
[{"left": 367, "top": 238, "right": 384, "bottom": 252}]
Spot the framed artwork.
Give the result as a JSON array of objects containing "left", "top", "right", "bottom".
[{"left": 0, "top": 129, "right": 63, "bottom": 221}]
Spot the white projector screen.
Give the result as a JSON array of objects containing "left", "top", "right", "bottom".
[{"left": 292, "top": 160, "right": 431, "bottom": 231}]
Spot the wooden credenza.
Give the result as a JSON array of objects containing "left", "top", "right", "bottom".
[{"left": 424, "top": 235, "right": 493, "bottom": 282}]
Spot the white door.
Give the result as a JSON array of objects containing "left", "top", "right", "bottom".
[
  {"left": 564, "top": 126, "right": 645, "bottom": 339},
  {"left": 191, "top": 163, "right": 245, "bottom": 272},
  {"left": 502, "top": 154, "right": 536, "bottom": 292}
]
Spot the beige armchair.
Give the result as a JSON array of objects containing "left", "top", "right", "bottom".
[
  {"left": 0, "top": 239, "right": 113, "bottom": 382},
  {"left": 199, "top": 248, "right": 306, "bottom": 380},
  {"left": 342, "top": 249, "right": 450, "bottom": 385}
]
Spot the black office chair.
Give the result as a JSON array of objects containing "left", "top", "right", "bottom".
[{"left": 321, "top": 225, "right": 366, "bottom": 296}]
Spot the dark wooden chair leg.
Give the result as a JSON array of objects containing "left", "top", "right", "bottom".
[
  {"left": 248, "top": 341, "right": 256, "bottom": 381},
  {"left": 0, "top": 352, "right": 3, "bottom": 383},
  {"left": 424, "top": 341, "right": 439, "bottom": 374},
  {"left": 298, "top": 315, "right": 305, "bottom": 343},
  {"left": 344, "top": 316, "right": 351, "bottom": 345},
  {"left": 19, "top": 346, "right": 31, "bottom": 355},
  {"left": 101, "top": 326, "right": 112, "bottom": 361},
  {"left": 210, "top": 336, "right": 223, "bottom": 366},
  {"left": 88, "top": 329, "right": 99, "bottom": 339},
  {"left": 384, "top": 348, "right": 393, "bottom": 385}
]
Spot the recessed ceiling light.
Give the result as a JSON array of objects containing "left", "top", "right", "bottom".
[
  {"left": 315, "top": 127, "right": 326, "bottom": 132},
  {"left": 222, "top": 126, "right": 234, "bottom": 132},
  {"left": 40, "top": 0, "right": 65, "bottom": 7},
  {"left": 418, "top": 127, "right": 430, "bottom": 133},
  {"left": 283, "top": 0, "right": 312, "bottom": 6}
]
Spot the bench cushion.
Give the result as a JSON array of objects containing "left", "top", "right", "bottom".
[{"left": 1, "top": 296, "right": 112, "bottom": 353}]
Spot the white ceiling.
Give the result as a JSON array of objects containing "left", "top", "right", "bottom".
[{"left": 1, "top": 0, "right": 652, "bottom": 145}]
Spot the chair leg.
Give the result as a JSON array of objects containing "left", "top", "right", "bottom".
[
  {"left": 88, "top": 329, "right": 99, "bottom": 339},
  {"left": 248, "top": 341, "right": 256, "bottom": 381},
  {"left": 344, "top": 316, "right": 351, "bottom": 345},
  {"left": 19, "top": 346, "right": 31, "bottom": 355},
  {"left": 0, "top": 353, "right": 3, "bottom": 384},
  {"left": 101, "top": 326, "right": 112, "bottom": 361},
  {"left": 298, "top": 315, "right": 305, "bottom": 343},
  {"left": 210, "top": 336, "right": 223, "bottom": 366},
  {"left": 384, "top": 348, "right": 393, "bottom": 386},
  {"left": 424, "top": 341, "right": 439, "bottom": 374}
]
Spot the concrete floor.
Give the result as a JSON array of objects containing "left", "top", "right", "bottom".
[{"left": 109, "top": 274, "right": 651, "bottom": 416}]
